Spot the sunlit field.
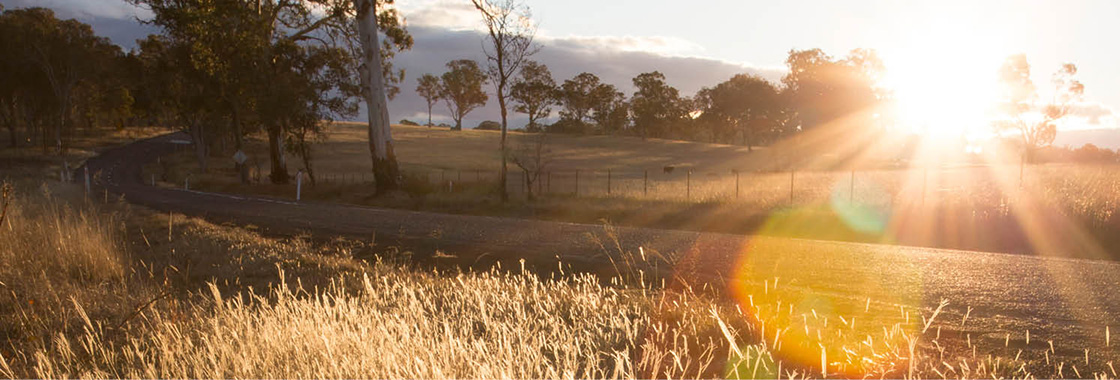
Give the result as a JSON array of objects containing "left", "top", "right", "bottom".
[
  {"left": 3, "top": 177, "right": 1118, "bottom": 379},
  {"left": 152, "top": 123, "right": 1120, "bottom": 258}
]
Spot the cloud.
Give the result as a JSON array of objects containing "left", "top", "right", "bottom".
[
  {"left": 386, "top": 26, "right": 784, "bottom": 128},
  {"left": 1068, "top": 102, "right": 1116, "bottom": 126},
  {"left": 399, "top": 0, "right": 481, "bottom": 31},
  {"left": 0, "top": 0, "right": 150, "bottom": 20}
]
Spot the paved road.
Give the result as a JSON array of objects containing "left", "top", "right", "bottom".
[{"left": 85, "top": 133, "right": 1120, "bottom": 361}]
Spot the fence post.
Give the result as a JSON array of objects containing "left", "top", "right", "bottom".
[
  {"left": 84, "top": 166, "right": 90, "bottom": 194},
  {"left": 643, "top": 169, "right": 648, "bottom": 197},
  {"left": 735, "top": 170, "right": 740, "bottom": 199},
  {"left": 922, "top": 167, "right": 928, "bottom": 206},
  {"left": 296, "top": 170, "right": 303, "bottom": 201},
  {"left": 575, "top": 170, "right": 580, "bottom": 197},
  {"left": 850, "top": 169, "right": 855, "bottom": 204},
  {"left": 789, "top": 170, "right": 794, "bottom": 205},
  {"left": 607, "top": 169, "right": 612, "bottom": 195},
  {"left": 686, "top": 170, "right": 691, "bottom": 201}
]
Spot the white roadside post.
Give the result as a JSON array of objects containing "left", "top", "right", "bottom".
[
  {"left": 296, "top": 170, "right": 303, "bottom": 202},
  {"left": 185, "top": 174, "right": 190, "bottom": 190}
]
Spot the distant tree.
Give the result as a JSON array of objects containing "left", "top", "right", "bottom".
[
  {"left": 707, "top": 74, "right": 780, "bottom": 151},
  {"left": 439, "top": 59, "right": 488, "bottom": 131},
  {"left": 510, "top": 60, "right": 556, "bottom": 132},
  {"left": 782, "top": 48, "right": 884, "bottom": 133},
  {"left": 476, "top": 120, "right": 501, "bottom": 130},
  {"left": 471, "top": 0, "right": 539, "bottom": 202},
  {"left": 399, "top": 119, "right": 420, "bottom": 126},
  {"left": 2, "top": 8, "right": 120, "bottom": 155},
  {"left": 415, "top": 73, "right": 442, "bottom": 127},
  {"left": 630, "top": 71, "right": 687, "bottom": 139},
  {"left": 510, "top": 130, "right": 551, "bottom": 201},
  {"left": 591, "top": 84, "right": 628, "bottom": 133},
  {"left": 557, "top": 72, "right": 602, "bottom": 124},
  {"left": 994, "top": 54, "right": 1085, "bottom": 171}
]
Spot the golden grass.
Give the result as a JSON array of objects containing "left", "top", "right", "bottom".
[{"left": 2, "top": 178, "right": 1118, "bottom": 379}]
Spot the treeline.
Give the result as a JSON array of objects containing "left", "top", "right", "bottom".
[
  {"left": 0, "top": 8, "right": 135, "bottom": 153},
  {"left": 1, "top": 2, "right": 411, "bottom": 188},
  {"left": 417, "top": 48, "right": 885, "bottom": 151}
]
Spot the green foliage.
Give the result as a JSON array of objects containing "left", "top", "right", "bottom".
[
  {"left": 510, "top": 61, "right": 557, "bottom": 132},
  {"left": 399, "top": 119, "right": 420, "bottom": 126},
  {"left": 439, "top": 60, "right": 489, "bottom": 131},
  {"left": 630, "top": 71, "right": 688, "bottom": 139},
  {"left": 0, "top": 8, "right": 125, "bottom": 153},
  {"left": 415, "top": 73, "right": 442, "bottom": 126}
]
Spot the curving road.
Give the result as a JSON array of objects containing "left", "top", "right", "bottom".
[{"left": 85, "top": 132, "right": 1120, "bottom": 363}]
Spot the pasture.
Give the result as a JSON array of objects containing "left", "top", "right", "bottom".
[{"left": 151, "top": 123, "right": 1120, "bottom": 258}]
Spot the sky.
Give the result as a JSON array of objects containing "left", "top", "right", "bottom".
[{"left": 3, "top": 0, "right": 1118, "bottom": 142}]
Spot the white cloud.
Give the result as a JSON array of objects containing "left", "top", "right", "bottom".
[{"left": 397, "top": 0, "right": 481, "bottom": 31}]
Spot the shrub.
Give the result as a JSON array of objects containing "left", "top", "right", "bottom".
[{"left": 475, "top": 120, "right": 501, "bottom": 131}]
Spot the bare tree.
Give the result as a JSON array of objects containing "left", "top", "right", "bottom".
[
  {"left": 510, "top": 132, "right": 551, "bottom": 201},
  {"left": 471, "top": 0, "right": 539, "bottom": 202}
]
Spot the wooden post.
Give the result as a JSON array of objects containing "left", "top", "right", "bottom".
[
  {"left": 789, "top": 170, "right": 794, "bottom": 205},
  {"left": 687, "top": 170, "right": 691, "bottom": 201},
  {"left": 296, "top": 170, "right": 303, "bottom": 201},
  {"left": 575, "top": 170, "right": 580, "bottom": 197},
  {"left": 850, "top": 169, "right": 855, "bottom": 204},
  {"left": 84, "top": 166, "right": 90, "bottom": 194},
  {"left": 607, "top": 169, "right": 612, "bottom": 195},
  {"left": 735, "top": 170, "right": 740, "bottom": 199},
  {"left": 643, "top": 169, "right": 648, "bottom": 197},
  {"left": 922, "top": 167, "right": 928, "bottom": 206}
]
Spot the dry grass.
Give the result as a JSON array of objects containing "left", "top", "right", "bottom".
[{"left": 1, "top": 178, "right": 1117, "bottom": 378}]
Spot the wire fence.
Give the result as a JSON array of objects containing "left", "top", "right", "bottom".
[{"left": 311, "top": 165, "right": 990, "bottom": 207}]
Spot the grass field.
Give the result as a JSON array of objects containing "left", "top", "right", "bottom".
[
  {"left": 151, "top": 123, "right": 1120, "bottom": 259},
  {"left": 4, "top": 130, "right": 1120, "bottom": 378}
]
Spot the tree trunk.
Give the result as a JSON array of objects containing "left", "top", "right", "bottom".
[
  {"left": 426, "top": 103, "right": 433, "bottom": 127},
  {"left": 499, "top": 82, "right": 509, "bottom": 202},
  {"left": 355, "top": 0, "right": 400, "bottom": 194},
  {"left": 189, "top": 120, "right": 209, "bottom": 173},
  {"left": 267, "top": 123, "right": 287, "bottom": 184}
]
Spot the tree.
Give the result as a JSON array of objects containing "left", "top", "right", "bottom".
[
  {"left": 353, "top": 0, "right": 413, "bottom": 193},
  {"left": 510, "top": 60, "right": 556, "bottom": 132},
  {"left": 510, "top": 131, "right": 551, "bottom": 201},
  {"left": 707, "top": 74, "right": 780, "bottom": 150},
  {"left": 415, "top": 73, "right": 442, "bottom": 127},
  {"left": 630, "top": 71, "right": 687, "bottom": 139},
  {"left": 782, "top": 48, "right": 884, "bottom": 134},
  {"left": 994, "top": 54, "right": 1084, "bottom": 177},
  {"left": 132, "top": 0, "right": 412, "bottom": 189},
  {"left": 557, "top": 72, "right": 602, "bottom": 125},
  {"left": 471, "top": 0, "right": 539, "bottom": 202},
  {"left": 439, "top": 59, "right": 488, "bottom": 131},
  {"left": 1, "top": 8, "right": 119, "bottom": 155},
  {"left": 590, "top": 84, "right": 628, "bottom": 133}
]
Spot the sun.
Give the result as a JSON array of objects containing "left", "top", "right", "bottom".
[{"left": 879, "top": 18, "right": 1009, "bottom": 141}]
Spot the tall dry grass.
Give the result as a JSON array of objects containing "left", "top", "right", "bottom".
[{"left": 3, "top": 179, "right": 1118, "bottom": 378}]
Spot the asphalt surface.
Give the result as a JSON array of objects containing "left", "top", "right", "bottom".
[{"left": 85, "top": 132, "right": 1120, "bottom": 361}]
